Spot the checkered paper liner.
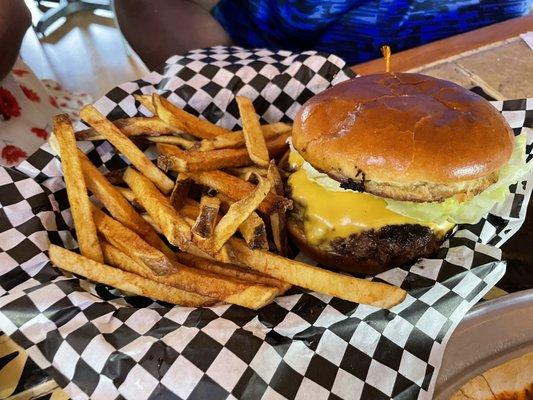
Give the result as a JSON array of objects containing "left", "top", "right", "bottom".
[{"left": 0, "top": 47, "right": 531, "bottom": 400}]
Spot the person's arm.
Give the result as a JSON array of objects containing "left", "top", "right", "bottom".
[
  {"left": 114, "top": 0, "right": 232, "bottom": 71},
  {"left": 0, "top": 0, "right": 32, "bottom": 81}
]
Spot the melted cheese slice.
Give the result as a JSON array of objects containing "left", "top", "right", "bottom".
[{"left": 288, "top": 149, "right": 453, "bottom": 246}]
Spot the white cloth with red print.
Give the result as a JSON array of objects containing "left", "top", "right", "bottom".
[{"left": 0, "top": 58, "right": 91, "bottom": 166}]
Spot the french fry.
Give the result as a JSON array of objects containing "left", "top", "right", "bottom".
[
  {"left": 205, "top": 177, "right": 271, "bottom": 253},
  {"left": 180, "top": 198, "right": 203, "bottom": 220},
  {"left": 185, "top": 170, "right": 292, "bottom": 214},
  {"left": 153, "top": 94, "right": 230, "bottom": 139},
  {"left": 50, "top": 245, "right": 212, "bottom": 307},
  {"left": 226, "top": 166, "right": 268, "bottom": 178},
  {"left": 134, "top": 94, "right": 156, "bottom": 114},
  {"left": 114, "top": 186, "right": 136, "bottom": 203},
  {"left": 169, "top": 178, "right": 191, "bottom": 212},
  {"left": 53, "top": 114, "right": 103, "bottom": 262},
  {"left": 80, "top": 105, "right": 174, "bottom": 194},
  {"left": 267, "top": 162, "right": 289, "bottom": 255},
  {"left": 199, "top": 122, "right": 292, "bottom": 151},
  {"left": 92, "top": 205, "right": 175, "bottom": 275},
  {"left": 229, "top": 238, "right": 407, "bottom": 308},
  {"left": 78, "top": 150, "right": 167, "bottom": 251},
  {"left": 101, "top": 242, "right": 279, "bottom": 309},
  {"left": 236, "top": 96, "right": 270, "bottom": 167},
  {"left": 217, "top": 193, "right": 267, "bottom": 250},
  {"left": 192, "top": 196, "right": 220, "bottom": 239},
  {"left": 157, "top": 132, "right": 290, "bottom": 172},
  {"left": 75, "top": 117, "right": 174, "bottom": 141},
  {"left": 147, "top": 135, "right": 196, "bottom": 149},
  {"left": 176, "top": 252, "right": 290, "bottom": 290},
  {"left": 123, "top": 168, "right": 192, "bottom": 249}
]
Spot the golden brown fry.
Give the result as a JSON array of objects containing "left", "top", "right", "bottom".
[
  {"left": 75, "top": 117, "right": 174, "bottom": 141},
  {"left": 169, "top": 178, "right": 191, "bottom": 212},
  {"left": 217, "top": 193, "right": 267, "bottom": 250},
  {"left": 205, "top": 177, "right": 271, "bottom": 253},
  {"left": 101, "top": 242, "right": 278, "bottom": 309},
  {"left": 236, "top": 96, "right": 270, "bottom": 167},
  {"left": 192, "top": 196, "right": 220, "bottom": 239},
  {"left": 176, "top": 252, "right": 290, "bottom": 290},
  {"left": 185, "top": 170, "right": 292, "bottom": 214},
  {"left": 78, "top": 150, "right": 166, "bottom": 251},
  {"left": 229, "top": 238, "right": 407, "bottom": 308},
  {"left": 199, "top": 122, "right": 292, "bottom": 151},
  {"left": 239, "top": 212, "right": 268, "bottom": 250},
  {"left": 92, "top": 205, "right": 175, "bottom": 275},
  {"left": 180, "top": 198, "right": 203, "bottom": 220},
  {"left": 53, "top": 114, "right": 103, "bottom": 263},
  {"left": 267, "top": 162, "right": 289, "bottom": 255},
  {"left": 134, "top": 94, "right": 156, "bottom": 114},
  {"left": 157, "top": 132, "right": 289, "bottom": 172},
  {"left": 123, "top": 167, "right": 192, "bottom": 249},
  {"left": 147, "top": 135, "right": 196, "bottom": 149},
  {"left": 226, "top": 166, "right": 268, "bottom": 178},
  {"left": 116, "top": 186, "right": 145, "bottom": 211},
  {"left": 114, "top": 186, "right": 135, "bottom": 203},
  {"left": 153, "top": 94, "right": 230, "bottom": 139},
  {"left": 50, "top": 245, "right": 212, "bottom": 307},
  {"left": 80, "top": 105, "right": 174, "bottom": 194}
]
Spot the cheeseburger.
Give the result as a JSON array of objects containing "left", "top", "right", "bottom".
[{"left": 287, "top": 73, "right": 528, "bottom": 275}]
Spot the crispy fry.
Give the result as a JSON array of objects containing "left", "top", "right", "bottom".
[
  {"left": 78, "top": 150, "right": 167, "bottom": 251},
  {"left": 217, "top": 193, "right": 267, "bottom": 250},
  {"left": 185, "top": 170, "right": 292, "bottom": 214},
  {"left": 123, "top": 168, "right": 192, "bottom": 249},
  {"left": 101, "top": 242, "right": 278, "bottom": 309},
  {"left": 226, "top": 166, "right": 268, "bottom": 178},
  {"left": 80, "top": 105, "right": 174, "bottom": 194},
  {"left": 147, "top": 135, "right": 196, "bottom": 149},
  {"left": 153, "top": 94, "right": 230, "bottom": 139},
  {"left": 180, "top": 198, "right": 203, "bottom": 220},
  {"left": 75, "top": 117, "right": 174, "bottom": 141},
  {"left": 199, "top": 122, "right": 292, "bottom": 151},
  {"left": 239, "top": 211, "right": 268, "bottom": 250},
  {"left": 169, "top": 178, "right": 191, "bottom": 212},
  {"left": 267, "top": 162, "right": 289, "bottom": 255},
  {"left": 205, "top": 177, "right": 271, "bottom": 253},
  {"left": 92, "top": 205, "right": 175, "bottom": 275},
  {"left": 229, "top": 238, "right": 407, "bottom": 308},
  {"left": 236, "top": 96, "right": 270, "bottom": 166},
  {"left": 192, "top": 196, "right": 220, "bottom": 239},
  {"left": 157, "top": 132, "right": 289, "bottom": 172},
  {"left": 50, "top": 245, "right": 212, "bottom": 307},
  {"left": 134, "top": 94, "right": 156, "bottom": 114},
  {"left": 53, "top": 114, "right": 103, "bottom": 262},
  {"left": 176, "top": 252, "right": 290, "bottom": 290}
]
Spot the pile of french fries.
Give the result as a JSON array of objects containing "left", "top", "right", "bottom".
[{"left": 49, "top": 93, "right": 406, "bottom": 310}]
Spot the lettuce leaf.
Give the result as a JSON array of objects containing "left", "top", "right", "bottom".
[{"left": 385, "top": 133, "right": 532, "bottom": 224}]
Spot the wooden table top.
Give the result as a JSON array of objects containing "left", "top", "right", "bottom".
[{"left": 352, "top": 14, "right": 533, "bottom": 77}]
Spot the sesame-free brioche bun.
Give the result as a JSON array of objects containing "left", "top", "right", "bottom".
[{"left": 292, "top": 73, "right": 514, "bottom": 202}]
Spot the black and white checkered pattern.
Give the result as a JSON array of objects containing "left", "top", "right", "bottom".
[{"left": 0, "top": 47, "right": 531, "bottom": 400}]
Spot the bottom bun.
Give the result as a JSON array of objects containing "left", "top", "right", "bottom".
[{"left": 287, "top": 216, "right": 445, "bottom": 275}]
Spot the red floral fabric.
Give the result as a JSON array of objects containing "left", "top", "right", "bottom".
[
  {"left": 0, "top": 87, "right": 21, "bottom": 120},
  {"left": 31, "top": 127, "right": 48, "bottom": 139},
  {"left": 21, "top": 85, "right": 41, "bottom": 102},
  {"left": 1, "top": 144, "right": 27, "bottom": 164}
]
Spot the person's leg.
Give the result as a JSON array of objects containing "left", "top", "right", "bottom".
[{"left": 114, "top": 0, "right": 232, "bottom": 71}]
